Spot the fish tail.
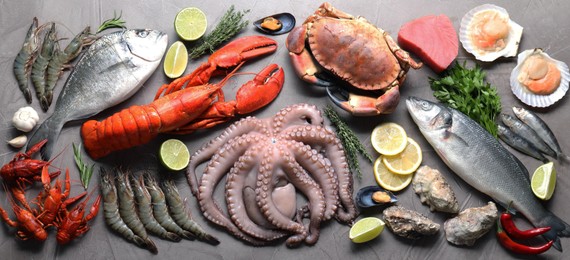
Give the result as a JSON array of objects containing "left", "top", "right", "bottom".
[
  {"left": 538, "top": 212, "right": 570, "bottom": 251},
  {"left": 27, "top": 115, "right": 63, "bottom": 160}
]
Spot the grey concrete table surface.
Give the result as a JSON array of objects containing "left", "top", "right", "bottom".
[{"left": 0, "top": 0, "right": 568, "bottom": 259}]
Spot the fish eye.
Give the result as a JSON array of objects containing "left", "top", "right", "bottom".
[
  {"left": 419, "top": 101, "right": 432, "bottom": 110},
  {"left": 137, "top": 30, "right": 149, "bottom": 38}
]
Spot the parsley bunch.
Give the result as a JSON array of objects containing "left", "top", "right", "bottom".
[{"left": 429, "top": 62, "right": 502, "bottom": 137}]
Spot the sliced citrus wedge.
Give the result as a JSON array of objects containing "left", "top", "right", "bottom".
[
  {"left": 175, "top": 7, "right": 207, "bottom": 41},
  {"left": 349, "top": 217, "right": 385, "bottom": 243},
  {"left": 531, "top": 162, "right": 556, "bottom": 200},
  {"left": 159, "top": 139, "right": 190, "bottom": 171},
  {"left": 382, "top": 138, "right": 422, "bottom": 175},
  {"left": 371, "top": 122, "right": 408, "bottom": 156},
  {"left": 163, "top": 41, "right": 188, "bottom": 79},
  {"left": 374, "top": 156, "right": 413, "bottom": 192}
]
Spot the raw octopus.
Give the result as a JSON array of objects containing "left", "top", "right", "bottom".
[{"left": 186, "top": 103, "right": 357, "bottom": 247}]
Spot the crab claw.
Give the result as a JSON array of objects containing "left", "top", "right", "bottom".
[
  {"left": 236, "top": 63, "right": 285, "bottom": 114},
  {"left": 327, "top": 86, "right": 400, "bottom": 116}
]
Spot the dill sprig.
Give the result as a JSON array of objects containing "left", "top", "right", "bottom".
[
  {"left": 429, "top": 62, "right": 502, "bottom": 137},
  {"left": 324, "top": 105, "right": 373, "bottom": 179},
  {"left": 188, "top": 5, "right": 249, "bottom": 59},
  {"left": 73, "top": 142, "right": 95, "bottom": 190},
  {"left": 97, "top": 11, "right": 127, "bottom": 33}
]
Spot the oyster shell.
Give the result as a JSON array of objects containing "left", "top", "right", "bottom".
[
  {"left": 510, "top": 48, "right": 570, "bottom": 107},
  {"left": 459, "top": 4, "right": 523, "bottom": 62},
  {"left": 444, "top": 202, "right": 498, "bottom": 246},
  {"left": 412, "top": 165, "right": 459, "bottom": 213},
  {"left": 355, "top": 185, "right": 397, "bottom": 210},
  {"left": 383, "top": 205, "right": 440, "bottom": 239},
  {"left": 254, "top": 13, "right": 296, "bottom": 35}
]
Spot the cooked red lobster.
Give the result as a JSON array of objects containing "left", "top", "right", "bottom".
[{"left": 81, "top": 36, "right": 284, "bottom": 159}]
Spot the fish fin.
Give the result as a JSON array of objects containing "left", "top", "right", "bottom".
[
  {"left": 444, "top": 130, "right": 469, "bottom": 147},
  {"left": 496, "top": 201, "right": 517, "bottom": 215},
  {"left": 26, "top": 115, "right": 63, "bottom": 160},
  {"left": 538, "top": 212, "right": 570, "bottom": 252}
]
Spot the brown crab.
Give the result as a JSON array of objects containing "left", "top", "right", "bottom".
[{"left": 286, "top": 2, "right": 422, "bottom": 116}]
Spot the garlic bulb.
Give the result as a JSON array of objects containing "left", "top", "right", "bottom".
[
  {"left": 8, "top": 135, "right": 27, "bottom": 148},
  {"left": 12, "top": 106, "right": 39, "bottom": 132}
]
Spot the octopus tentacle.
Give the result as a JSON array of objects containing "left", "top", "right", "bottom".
[
  {"left": 282, "top": 125, "right": 357, "bottom": 223},
  {"left": 226, "top": 145, "right": 290, "bottom": 241},
  {"left": 187, "top": 117, "right": 268, "bottom": 195},
  {"left": 281, "top": 145, "right": 325, "bottom": 246},
  {"left": 269, "top": 103, "right": 325, "bottom": 133},
  {"left": 197, "top": 133, "right": 266, "bottom": 245}
]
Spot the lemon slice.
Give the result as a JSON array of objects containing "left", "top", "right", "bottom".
[
  {"left": 374, "top": 156, "right": 413, "bottom": 192},
  {"left": 349, "top": 217, "right": 385, "bottom": 243},
  {"left": 531, "top": 162, "right": 556, "bottom": 200},
  {"left": 159, "top": 139, "right": 190, "bottom": 171},
  {"left": 371, "top": 122, "right": 408, "bottom": 156},
  {"left": 382, "top": 138, "right": 422, "bottom": 175},
  {"left": 163, "top": 41, "right": 188, "bottom": 78},
  {"left": 175, "top": 7, "right": 207, "bottom": 41}
]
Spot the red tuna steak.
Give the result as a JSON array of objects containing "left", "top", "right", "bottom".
[{"left": 398, "top": 15, "right": 458, "bottom": 73}]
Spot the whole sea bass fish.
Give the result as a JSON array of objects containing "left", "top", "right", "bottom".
[
  {"left": 28, "top": 29, "right": 168, "bottom": 159},
  {"left": 406, "top": 97, "right": 570, "bottom": 250}
]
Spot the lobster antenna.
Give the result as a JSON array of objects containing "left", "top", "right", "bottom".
[{"left": 216, "top": 62, "right": 246, "bottom": 88}]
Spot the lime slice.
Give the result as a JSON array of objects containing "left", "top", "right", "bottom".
[
  {"left": 531, "top": 162, "right": 556, "bottom": 200},
  {"left": 175, "top": 7, "right": 207, "bottom": 41},
  {"left": 371, "top": 122, "right": 408, "bottom": 156},
  {"left": 382, "top": 138, "right": 423, "bottom": 175},
  {"left": 159, "top": 139, "right": 190, "bottom": 171},
  {"left": 349, "top": 217, "right": 385, "bottom": 243},
  {"left": 163, "top": 41, "right": 188, "bottom": 78},
  {"left": 374, "top": 156, "right": 413, "bottom": 192}
]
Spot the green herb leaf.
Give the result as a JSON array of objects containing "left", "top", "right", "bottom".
[
  {"left": 188, "top": 5, "right": 249, "bottom": 59},
  {"left": 429, "top": 62, "right": 502, "bottom": 137},
  {"left": 97, "top": 11, "right": 127, "bottom": 34},
  {"left": 324, "top": 105, "right": 373, "bottom": 179},
  {"left": 73, "top": 142, "right": 95, "bottom": 190}
]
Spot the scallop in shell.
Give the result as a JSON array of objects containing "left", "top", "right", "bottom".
[
  {"left": 459, "top": 4, "right": 523, "bottom": 62},
  {"left": 510, "top": 49, "right": 570, "bottom": 107},
  {"left": 254, "top": 13, "right": 296, "bottom": 35}
]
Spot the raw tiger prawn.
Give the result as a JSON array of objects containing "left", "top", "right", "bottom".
[{"left": 81, "top": 35, "right": 284, "bottom": 159}]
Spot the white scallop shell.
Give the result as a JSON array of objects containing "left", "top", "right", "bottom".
[
  {"left": 510, "top": 49, "right": 570, "bottom": 107},
  {"left": 460, "top": 4, "right": 523, "bottom": 62}
]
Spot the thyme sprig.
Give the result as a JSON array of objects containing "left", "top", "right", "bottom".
[
  {"left": 189, "top": 5, "right": 249, "bottom": 59},
  {"left": 97, "top": 11, "right": 127, "bottom": 33},
  {"left": 73, "top": 143, "right": 95, "bottom": 190},
  {"left": 324, "top": 106, "right": 373, "bottom": 179}
]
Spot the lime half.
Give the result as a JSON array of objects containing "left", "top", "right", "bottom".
[
  {"left": 175, "top": 7, "right": 207, "bottom": 41},
  {"left": 160, "top": 139, "right": 190, "bottom": 171},
  {"left": 163, "top": 41, "right": 188, "bottom": 78},
  {"left": 531, "top": 162, "right": 556, "bottom": 200},
  {"left": 349, "top": 217, "right": 385, "bottom": 243}
]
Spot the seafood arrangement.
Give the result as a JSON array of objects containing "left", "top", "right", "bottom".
[{"left": 1, "top": 1, "right": 570, "bottom": 258}]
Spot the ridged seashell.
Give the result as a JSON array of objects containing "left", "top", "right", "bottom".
[
  {"left": 412, "top": 166, "right": 459, "bottom": 213},
  {"left": 510, "top": 48, "right": 570, "bottom": 107},
  {"left": 355, "top": 185, "right": 398, "bottom": 210},
  {"left": 254, "top": 13, "right": 296, "bottom": 35},
  {"left": 459, "top": 4, "right": 523, "bottom": 62},
  {"left": 383, "top": 205, "right": 440, "bottom": 239},
  {"left": 444, "top": 202, "right": 498, "bottom": 246}
]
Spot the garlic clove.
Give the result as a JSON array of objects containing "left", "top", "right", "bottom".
[{"left": 8, "top": 135, "right": 28, "bottom": 149}]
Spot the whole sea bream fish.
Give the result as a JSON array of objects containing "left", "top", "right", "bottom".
[
  {"left": 28, "top": 29, "right": 168, "bottom": 159},
  {"left": 406, "top": 97, "right": 570, "bottom": 250}
]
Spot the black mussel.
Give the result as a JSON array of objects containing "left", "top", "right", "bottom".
[
  {"left": 356, "top": 186, "right": 398, "bottom": 209},
  {"left": 253, "top": 13, "right": 296, "bottom": 35}
]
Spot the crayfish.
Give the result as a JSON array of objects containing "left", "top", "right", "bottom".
[
  {"left": 0, "top": 139, "right": 59, "bottom": 184},
  {"left": 81, "top": 35, "right": 285, "bottom": 159}
]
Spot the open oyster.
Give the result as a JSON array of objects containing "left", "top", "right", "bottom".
[
  {"left": 459, "top": 4, "right": 523, "bottom": 62},
  {"left": 510, "top": 48, "right": 570, "bottom": 107},
  {"left": 355, "top": 185, "right": 397, "bottom": 210}
]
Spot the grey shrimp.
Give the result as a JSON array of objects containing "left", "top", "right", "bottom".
[
  {"left": 161, "top": 179, "right": 220, "bottom": 245},
  {"left": 13, "top": 17, "right": 40, "bottom": 104},
  {"left": 99, "top": 168, "right": 147, "bottom": 250},
  {"left": 31, "top": 22, "right": 57, "bottom": 110},
  {"left": 115, "top": 169, "right": 157, "bottom": 254},
  {"left": 130, "top": 174, "right": 181, "bottom": 242},
  {"left": 143, "top": 174, "right": 196, "bottom": 240}
]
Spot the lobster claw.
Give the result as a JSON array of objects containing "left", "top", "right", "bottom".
[
  {"left": 327, "top": 86, "right": 400, "bottom": 116},
  {"left": 236, "top": 64, "right": 285, "bottom": 114}
]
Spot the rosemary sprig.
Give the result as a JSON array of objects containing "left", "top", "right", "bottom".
[
  {"left": 73, "top": 142, "right": 95, "bottom": 190},
  {"left": 97, "top": 11, "right": 127, "bottom": 33},
  {"left": 324, "top": 106, "right": 373, "bottom": 179},
  {"left": 188, "top": 5, "right": 249, "bottom": 59}
]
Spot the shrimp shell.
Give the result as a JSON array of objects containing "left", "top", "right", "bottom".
[
  {"left": 130, "top": 173, "right": 181, "bottom": 242},
  {"left": 161, "top": 179, "right": 220, "bottom": 245},
  {"left": 99, "top": 168, "right": 147, "bottom": 249},
  {"left": 115, "top": 169, "right": 157, "bottom": 254},
  {"left": 143, "top": 174, "right": 196, "bottom": 240},
  {"left": 13, "top": 17, "right": 40, "bottom": 104},
  {"left": 31, "top": 22, "right": 57, "bottom": 111}
]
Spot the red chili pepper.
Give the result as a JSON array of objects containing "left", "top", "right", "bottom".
[
  {"left": 497, "top": 220, "right": 554, "bottom": 255},
  {"left": 500, "top": 213, "right": 551, "bottom": 240}
]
